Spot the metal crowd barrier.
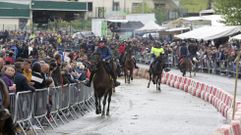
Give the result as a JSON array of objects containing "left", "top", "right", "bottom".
[
  {"left": 58, "top": 85, "right": 75, "bottom": 122},
  {"left": 9, "top": 82, "right": 95, "bottom": 135},
  {"left": 69, "top": 83, "right": 80, "bottom": 118},
  {"left": 77, "top": 82, "right": 88, "bottom": 115},
  {"left": 33, "top": 88, "right": 54, "bottom": 134},
  {"left": 13, "top": 91, "right": 37, "bottom": 135},
  {"left": 83, "top": 85, "right": 95, "bottom": 111},
  {"left": 49, "top": 86, "right": 64, "bottom": 126},
  {"left": 136, "top": 52, "right": 241, "bottom": 78},
  {"left": 9, "top": 93, "right": 15, "bottom": 119}
]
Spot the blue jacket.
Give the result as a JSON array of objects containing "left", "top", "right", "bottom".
[
  {"left": 96, "top": 47, "right": 112, "bottom": 61},
  {"left": 180, "top": 46, "right": 189, "bottom": 57}
]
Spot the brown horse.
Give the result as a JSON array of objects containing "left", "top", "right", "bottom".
[
  {"left": 179, "top": 57, "right": 192, "bottom": 77},
  {"left": 0, "top": 79, "right": 15, "bottom": 135},
  {"left": 90, "top": 53, "right": 114, "bottom": 116},
  {"left": 147, "top": 54, "right": 166, "bottom": 91},
  {"left": 124, "top": 49, "right": 135, "bottom": 84}
]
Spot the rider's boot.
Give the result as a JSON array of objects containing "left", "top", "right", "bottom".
[
  {"left": 133, "top": 57, "right": 139, "bottom": 69},
  {"left": 106, "top": 63, "right": 121, "bottom": 87}
]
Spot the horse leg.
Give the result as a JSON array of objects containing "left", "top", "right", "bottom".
[
  {"left": 189, "top": 63, "right": 192, "bottom": 78},
  {"left": 106, "top": 89, "right": 112, "bottom": 116},
  {"left": 98, "top": 97, "right": 101, "bottom": 114},
  {"left": 130, "top": 69, "right": 133, "bottom": 80},
  {"left": 147, "top": 72, "right": 151, "bottom": 88},
  {"left": 153, "top": 75, "right": 156, "bottom": 84},
  {"left": 156, "top": 76, "right": 160, "bottom": 91},
  {"left": 127, "top": 70, "right": 130, "bottom": 84},
  {"left": 95, "top": 95, "right": 100, "bottom": 114},
  {"left": 159, "top": 73, "right": 162, "bottom": 91},
  {"left": 102, "top": 93, "right": 108, "bottom": 116},
  {"left": 182, "top": 70, "right": 186, "bottom": 77},
  {"left": 124, "top": 69, "right": 127, "bottom": 83}
]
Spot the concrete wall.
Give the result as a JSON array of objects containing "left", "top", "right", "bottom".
[{"left": 0, "top": 18, "right": 30, "bottom": 31}]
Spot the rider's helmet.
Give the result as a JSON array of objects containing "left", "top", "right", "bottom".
[
  {"left": 98, "top": 37, "right": 106, "bottom": 48},
  {"left": 180, "top": 41, "right": 186, "bottom": 46},
  {"left": 155, "top": 41, "right": 162, "bottom": 48}
]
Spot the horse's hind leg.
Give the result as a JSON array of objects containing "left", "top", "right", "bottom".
[
  {"left": 102, "top": 93, "right": 108, "bottom": 116},
  {"left": 147, "top": 72, "right": 151, "bottom": 88},
  {"left": 156, "top": 76, "right": 160, "bottom": 91},
  {"left": 124, "top": 70, "right": 127, "bottom": 83},
  {"left": 106, "top": 89, "right": 112, "bottom": 116},
  {"left": 95, "top": 95, "right": 100, "bottom": 114}
]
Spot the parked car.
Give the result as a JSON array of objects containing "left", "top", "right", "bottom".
[
  {"left": 72, "top": 31, "right": 95, "bottom": 39},
  {"left": 142, "top": 33, "right": 159, "bottom": 39}
]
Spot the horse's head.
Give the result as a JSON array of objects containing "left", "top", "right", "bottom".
[
  {"left": 156, "top": 53, "right": 166, "bottom": 63},
  {"left": 89, "top": 53, "right": 103, "bottom": 71}
]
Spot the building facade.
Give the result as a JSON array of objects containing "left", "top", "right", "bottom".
[{"left": 0, "top": 0, "right": 179, "bottom": 30}]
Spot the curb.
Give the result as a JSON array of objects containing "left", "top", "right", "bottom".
[{"left": 133, "top": 68, "right": 240, "bottom": 135}]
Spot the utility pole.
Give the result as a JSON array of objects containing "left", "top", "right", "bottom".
[
  {"left": 124, "top": 0, "right": 126, "bottom": 12},
  {"left": 112, "top": 0, "right": 114, "bottom": 11},
  {"left": 142, "top": 0, "right": 144, "bottom": 13},
  {"left": 232, "top": 50, "right": 241, "bottom": 120}
]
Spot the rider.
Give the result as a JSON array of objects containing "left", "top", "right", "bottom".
[
  {"left": 86, "top": 38, "right": 121, "bottom": 87},
  {"left": 188, "top": 43, "right": 198, "bottom": 62},
  {"left": 125, "top": 41, "right": 139, "bottom": 69},
  {"left": 150, "top": 42, "right": 169, "bottom": 72},
  {"left": 150, "top": 42, "right": 165, "bottom": 65},
  {"left": 118, "top": 40, "right": 126, "bottom": 67},
  {"left": 178, "top": 41, "right": 190, "bottom": 67}
]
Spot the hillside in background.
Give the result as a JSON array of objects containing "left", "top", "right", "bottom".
[{"left": 180, "top": 0, "right": 209, "bottom": 13}]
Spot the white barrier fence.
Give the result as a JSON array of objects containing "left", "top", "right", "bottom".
[{"left": 9, "top": 82, "right": 95, "bottom": 135}]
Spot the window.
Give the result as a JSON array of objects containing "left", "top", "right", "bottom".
[
  {"left": 88, "top": 2, "right": 93, "bottom": 11},
  {"left": 96, "top": 7, "right": 105, "bottom": 18},
  {"left": 154, "top": 3, "right": 165, "bottom": 9},
  {"left": 112, "top": 2, "right": 120, "bottom": 11},
  {"left": 132, "top": 3, "right": 141, "bottom": 13}
]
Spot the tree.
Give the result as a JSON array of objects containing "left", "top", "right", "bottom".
[
  {"left": 133, "top": 0, "right": 152, "bottom": 13},
  {"left": 154, "top": 8, "right": 168, "bottom": 25},
  {"left": 214, "top": 0, "right": 241, "bottom": 25}
]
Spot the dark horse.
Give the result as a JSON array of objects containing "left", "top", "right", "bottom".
[
  {"left": 0, "top": 79, "right": 15, "bottom": 135},
  {"left": 123, "top": 49, "right": 135, "bottom": 84},
  {"left": 147, "top": 54, "right": 166, "bottom": 91},
  {"left": 179, "top": 57, "right": 192, "bottom": 77},
  {"left": 90, "top": 53, "right": 114, "bottom": 116}
]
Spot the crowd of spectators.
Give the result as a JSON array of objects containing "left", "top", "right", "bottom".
[{"left": 0, "top": 30, "right": 240, "bottom": 95}]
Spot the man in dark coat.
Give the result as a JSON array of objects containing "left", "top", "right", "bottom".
[{"left": 14, "top": 62, "right": 35, "bottom": 92}]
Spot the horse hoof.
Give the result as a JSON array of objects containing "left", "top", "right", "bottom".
[{"left": 96, "top": 110, "right": 101, "bottom": 114}]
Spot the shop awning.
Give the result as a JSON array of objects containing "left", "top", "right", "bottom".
[
  {"left": 31, "top": 1, "right": 88, "bottom": 11},
  {"left": 175, "top": 26, "right": 241, "bottom": 41},
  {"left": 230, "top": 34, "right": 241, "bottom": 41},
  {"left": 0, "top": 2, "right": 30, "bottom": 18}
]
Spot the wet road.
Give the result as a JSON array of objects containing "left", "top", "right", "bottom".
[{"left": 47, "top": 79, "right": 225, "bottom": 135}]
